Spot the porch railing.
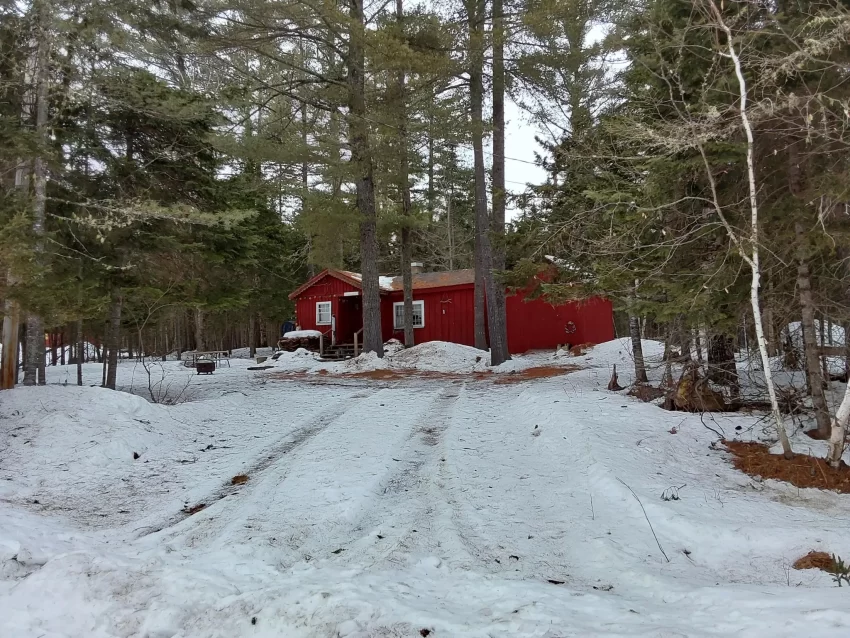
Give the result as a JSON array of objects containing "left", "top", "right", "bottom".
[
  {"left": 318, "top": 328, "right": 332, "bottom": 357},
  {"left": 353, "top": 328, "right": 363, "bottom": 357}
]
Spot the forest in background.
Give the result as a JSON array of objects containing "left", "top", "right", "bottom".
[{"left": 2, "top": 0, "right": 850, "bottom": 461}]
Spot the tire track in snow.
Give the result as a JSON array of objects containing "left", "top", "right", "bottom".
[
  {"left": 327, "top": 384, "right": 464, "bottom": 568},
  {"left": 436, "top": 381, "right": 581, "bottom": 580},
  {"left": 136, "top": 388, "right": 380, "bottom": 538},
  {"left": 334, "top": 383, "right": 530, "bottom": 572}
]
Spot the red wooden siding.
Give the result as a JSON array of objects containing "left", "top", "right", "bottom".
[
  {"left": 384, "top": 285, "right": 476, "bottom": 346},
  {"left": 290, "top": 269, "right": 615, "bottom": 353},
  {"left": 293, "top": 273, "right": 361, "bottom": 340},
  {"left": 505, "top": 293, "right": 615, "bottom": 353}
]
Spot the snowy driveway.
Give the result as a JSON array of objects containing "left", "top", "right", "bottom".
[{"left": 2, "top": 351, "right": 850, "bottom": 637}]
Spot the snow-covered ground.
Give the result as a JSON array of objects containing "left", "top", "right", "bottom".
[{"left": 1, "top": 341, "right": 850, "bottom": 637}]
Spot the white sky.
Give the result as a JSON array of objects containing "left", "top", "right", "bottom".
[{"left": 501, "top": 98, "right": 547, "bottom": 219}]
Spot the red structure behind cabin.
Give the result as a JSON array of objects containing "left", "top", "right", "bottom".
[{"left": 288, "top": 268, "right": 614, "bottom": 353}]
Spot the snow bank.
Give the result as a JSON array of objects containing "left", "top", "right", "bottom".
[
  {"left": 382, "top": 338, "right": 405, "bottom": 356},
  {"left": 271, "top": 347, "right": 330, "bottom": 373},
  {"left": 0, "top": 387, "right": 182, "bottom": 525},
  {"left": 267, "top": 340, "right": 560, "bottom": 375},
  {"left": 342, "top": 351, "right": 389, "bottom": 373},
  {"left": 389, "top": 341, "right": 489, "bottom": 373},
  {"left": 280, "top": 329, "right": 322, "bottom": 339},
  {"left": 572, "top": 337, "right": 665, "bottom": 368}
]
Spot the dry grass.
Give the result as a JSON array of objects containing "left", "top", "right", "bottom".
[
  {"left": 793, "top": 551, "right": 836, "bottom": 572},
  {"left": 568, "top": 343, "right": 594, "bottom": 356},
  {"left": 723, "top": 440, "right": 850, "bottom": 493},
  {"left": 231, "top": 474, "right": 249, "bottom": 485}
]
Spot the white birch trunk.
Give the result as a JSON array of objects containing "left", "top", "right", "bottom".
[
  {"left": 706, "top": 1, "right": 793, "bottom": 456},
  {"left": 828, "top": 382, "right": 850, "bottom": 468}
]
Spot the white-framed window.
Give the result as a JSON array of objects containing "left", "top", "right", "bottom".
[
  {"left": 393, "top": 300, "right": 424, "bottom": 329},
  {"left": 316, "top": 301, "right": 332, "bottom": 325}
]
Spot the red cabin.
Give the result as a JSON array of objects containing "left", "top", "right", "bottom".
[{"left": 287, "top": 267, "right": 614, "bottom": 354}]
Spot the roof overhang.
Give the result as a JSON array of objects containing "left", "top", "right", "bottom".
[{"left": 288, "top": 269, "right": 364, "bottom": 300}]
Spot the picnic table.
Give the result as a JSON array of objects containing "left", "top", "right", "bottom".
[{"left": 182, "top": 351, "right": 232, "bottom": 368}]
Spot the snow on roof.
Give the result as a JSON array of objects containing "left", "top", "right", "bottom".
[
  {"left": 280, "top": 330, "right": 323, "bottom": 339},
  {"left": 338, "top": 269, "right": 475, "bottom": 292},
  {"left": 337, "top": 271, "right": 395, "bottom": 291}
]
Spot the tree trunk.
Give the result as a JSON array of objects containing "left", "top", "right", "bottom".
[
  {"left": 707, "top": 334, "right": 740, "bottom": 400},
  {"left": 629, "top": 317, "right": 648, "bottom": 383},
  {"left": 467, "top": 0, "right": 508, "bottom": 364},
  {"left": 629, "top": 282, "right": 648, "bottom": 383},
  {"left": 1, "top": 297, "right": 20, "bottom": 389},
  {"left": 401, "top": 232, "right": 414, "bottom": 347},
  {"left": 828, "top": 381, "right": 850, "bottom": 468},
  {"left": 101, "top": 328, "right": 108, "bottom": 387},
  {"left": 473, "top": 261, "right": 486, "bottom": 349},
  {"left": 845, "top": 321, "right": 850, "bottom": 382},
  {"left": 105, "top": 291, "right": 122, "bottom": 390},
  {"left": 427, "top": 108, "right": 435, "bottom": 217},
  {"left": 706, "top": 0, "right": 792, "bottom": 458},
  {"left": 446, "top": 180, "right": 454, "bottom": 270},
  {"left": 24, "top": 319, "right": 42, "bottom": 386},
  {"left": 795, "top": 222, "right": 831, "bottom": 437},
  {"left": 37, "top": 335, "right": 45, "bottom": 385},
  {"left": 194, "top": 307, "right": 205, "bottom": 352},
  {"left": 249, "top": 313, "right": 257, "bottom": 358},
  {"left": 17, "top": 323, "right": 25, "bottom": 383},
  {"left": 661, "top": 335, "right": 673, "bottom": 388},
  {"left": 76, "top": 317, "right": 83, "bottom": 386},
  {"left": 23, "top": 0, "right": 52, "bottom": 387},
  {"left": 348, "top": 0, "right": 383, "bottom": 356},
  {"left": 675, "top": 315, "right": 691, "bottom": 360},
  {"left": 469, "top": 0, "right": 487, "bottom": 352},
  {"left": 694, "top": 328, "right": 703, "bottom": 363},
  {"left": 488, "top": 0, "right": 510, "bottom": 364},
  {"left": 396, "top": 0, "right": 415, "bottom": 349}
]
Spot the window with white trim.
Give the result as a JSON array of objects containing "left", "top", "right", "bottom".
[
  {"left": 316, "top": 301, "right": 332, "bottom": 325},
  {"left": 393, "top": 300, "right": 424, "bottom": 329}
]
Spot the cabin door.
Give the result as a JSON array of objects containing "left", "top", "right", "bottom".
[{"left": 336, "top": 295, "right": 362, "bottom": 344}]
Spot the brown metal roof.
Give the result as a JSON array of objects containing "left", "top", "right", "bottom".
[
  {"left": 387, "top": 269, "right": 475, "bottom": 291},
  {"left": 289, "top": 268, "right": 475, "bottom": 299}
]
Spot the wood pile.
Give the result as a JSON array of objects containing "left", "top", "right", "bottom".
[{"left": 278, "top": 336, "right": 320, "bottom": 352}]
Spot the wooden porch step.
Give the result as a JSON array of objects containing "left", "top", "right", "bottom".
[{"left": 319, "top": 343, "right": 357, "bottom": 361}]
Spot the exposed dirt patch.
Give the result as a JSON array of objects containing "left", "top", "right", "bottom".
[
  {"left": 231, "top": 474, "right": 249, "bottom": 485},
  {"left": 283, "top": 365, "right": 579, "bottom": 384},
  {"left": 723, "top": 440, "right": 850, "bottom": 493},
  {"left": 492, "top": 365, "right": 579, "bottom": 384},
  {"left": 183, "top": 503, "right": 207, "bottom": 515},
  {"left": 347, "top": 369, "right": 405, "bottom": 380},
  {"left": 793, "top": 551, "right": 836, "bottom": 572}
]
